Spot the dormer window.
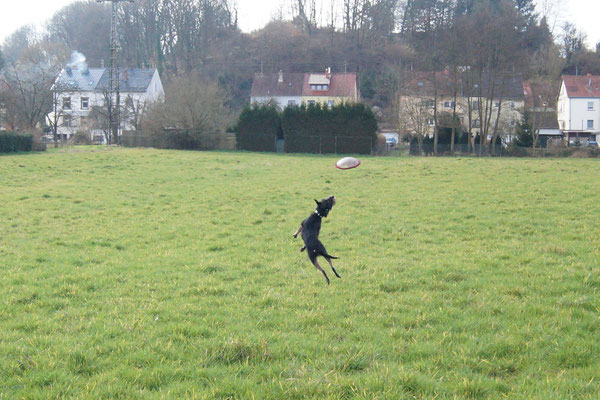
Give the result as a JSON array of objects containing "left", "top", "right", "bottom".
[
  {"left": 63, "top": 97, "right": 71, "bottom": 110},
  {"left": 311, "top": 84, "right": 329, "bottom": 91}
]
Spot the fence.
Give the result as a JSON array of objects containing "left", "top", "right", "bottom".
[
  {"left": 283, "top": 135, "right": 373, "bottom": 155},
  {"left": 122, "top": 130, "right": 236, "bottom": 151},
  {"left": 383, "top": 143, "right": 600, "bottom": 158}
]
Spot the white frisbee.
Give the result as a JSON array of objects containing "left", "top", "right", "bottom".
[{"left": 335, "top": 156, "right": 361, "bottom": 170}]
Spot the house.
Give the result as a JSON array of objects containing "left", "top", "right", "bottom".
[
  {"left": 250, "top": 69, "right": 358, "bottom": 109},
  {"left": 398, "top": 70, "right": 524, "bottom": 143},
  {"left": 557, "top": 74, "right": 600, "bottom": 144},
  {"left": 48, "top": 65, "right": 164, "bottom": 143},
  {"left": 250, "top": 71, "right": 304, "bottom": 109}
]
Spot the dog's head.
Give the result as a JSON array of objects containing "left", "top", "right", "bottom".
[{"left": 314, "top": 195, "right": 336, "bottom": 217}]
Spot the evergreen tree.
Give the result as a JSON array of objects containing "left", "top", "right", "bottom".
[{"left": 513, "top": 112, "right": 533, "bottom": 147}]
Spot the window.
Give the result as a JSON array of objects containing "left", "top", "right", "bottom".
[
  {"left": 317, "top": 85, "right": 322, "bottom": 91},
  {"left": 510, "top": 119, "right": 516, "bottom": 126},
  {"left": 472, "top": 119, "right": 480, "bottom": 128},
  {"left": 323, "top": 85, "right": 328, "bottom": 91},
  {"left": 327, "top": 100, "right": 334, "bottom": 108},
  {"left": 80, "top": 116, "right": 87, "bottom": 127},
  {"left": 587, "top": 120, "right": 594, "bottom": 129},
  {"left": 509, "top": 101, "right": 515, "bottom": 108},
  {"left": 494, "top": 101, "right": 500, "bottom": 108},
  {"left": 417, "top": 81, "right": 424, "bottom": 87},
  {"left": 307, "top": 100, "right": 316, "bottom": 105},
  {"left": 310, "top": 85, "right": 316, "bottom": 90},
  {"left": 588, "top": 102, "right": 594, "bottom": 111},
  {"left": 81, "top": 97, "right": 89, "bottom": 109},
  {"left": 443, "top": 101, "right": 454, "bottom": 108},
  {"left": 472, "top": 100, "right": 479, "bottom": 110},
  {"left": 63, "top": 97, "right": 71, "bottom": 110},
  {"left": 62, "top": 115, "right": 72, "bottom": 127},
  {"left": 423, "top": 99, "right": 435, "bottom": 108},
  {"left": 427, "top": 118, "right": 435, "bottom": 126},
  {"left": 287, "top": 100, "right": 296, "bottom": 106}
]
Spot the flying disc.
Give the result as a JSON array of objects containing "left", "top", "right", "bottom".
[{"left": 335, "top": 156, "right": 361, "bottom": 170}]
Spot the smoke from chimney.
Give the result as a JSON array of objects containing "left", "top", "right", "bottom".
[{"left": 67, "top": 51, "right": 88, "bottom": 74}]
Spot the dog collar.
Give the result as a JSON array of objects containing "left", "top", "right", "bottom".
[{"left": 314, "top": 210, "right": 323, "bottom": 217}]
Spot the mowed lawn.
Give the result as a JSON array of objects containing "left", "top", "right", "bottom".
[{"left": 1, "top": 147, "right": 599, "bottom": 399}]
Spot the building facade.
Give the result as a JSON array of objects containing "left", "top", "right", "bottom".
[
  {"left": 398, "top": 71, "right": 524, "bottom": 143},
  {"left": 558, "top": 75, "right": 600, "bottom": 143}
]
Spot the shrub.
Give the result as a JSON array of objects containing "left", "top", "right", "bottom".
[
  {"left": 235, "top": 103, "right": 281, "bottom": 152},
  {"left": 282, "top": 102, "right": 377, "bottom": 154},
  {"left": 0, "top": 131, "right": 33, "bottom": 153}
]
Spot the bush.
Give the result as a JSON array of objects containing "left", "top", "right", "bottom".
[
  {"left": 235, "top": 103, "right": 281, "bottom": 152},
  {"left": 0, "top": 131, "right": 33, "bottom": 153},
  {"left": 282, "top": 102, "right": 377, "bottom": 154}
]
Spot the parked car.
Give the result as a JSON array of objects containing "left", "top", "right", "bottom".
[
  {"left": 386, "top": 137, "right": 397, "bottom": 147},
  {"left": 586, "top": 139, "right": 598, "bottom": 147}
]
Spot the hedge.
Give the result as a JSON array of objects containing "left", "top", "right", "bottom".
[
  {"left": 282, "top": 102, "right": 377, "bottom": 154},
  {"left": 235, "top": 103, "right": 281, "bottom": 152},
  {"left": 0, "top": 132, "right": 33, "bottom": 153}
]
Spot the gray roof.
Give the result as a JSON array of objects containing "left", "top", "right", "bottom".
[
  {"left": 54, "top": 67, "right": 156, "bottom": 93},
  {"left": 54, "top": 67, "right": 104, "bottom": 91},
  {"left": 97, "top": 68, "right": 156, "bottom": 93}
]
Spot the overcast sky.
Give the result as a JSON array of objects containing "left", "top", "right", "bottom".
[{"left": 1, "top": 0, "right": 599, "bottom": 48}]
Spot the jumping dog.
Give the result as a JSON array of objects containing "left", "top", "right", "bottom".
[{"left": 293, "top": 195, "right": 341, "bottom": 285}]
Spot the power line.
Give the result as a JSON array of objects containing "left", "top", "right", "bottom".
[{"left": 96, "top": 0, "right": 134, "bottom": 145}]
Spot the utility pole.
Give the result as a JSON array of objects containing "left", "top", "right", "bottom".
[{"left": 96, "top": 0, "right": 133, "bottom": 144}]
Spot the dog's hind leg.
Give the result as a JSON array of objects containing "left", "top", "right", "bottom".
[
  {"left": 293, "top": 224, "right": 303, "bottom": 238},
  {"left": 309, "top": 252, "right": 330, "bottom": 285},
  {"left": 325, "top": 257, "right": 341, "bottom": 279}
]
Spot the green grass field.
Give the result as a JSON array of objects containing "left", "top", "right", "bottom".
[{"left": 1, "top": 147, "right": 599, "bottom": 399}]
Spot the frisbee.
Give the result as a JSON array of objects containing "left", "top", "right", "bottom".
[{"left": 335, "top": 156, "right": 361, "bottom": 170}]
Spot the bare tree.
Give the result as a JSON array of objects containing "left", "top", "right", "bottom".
[
  {"left": 142, "top": 73, "right": 233, "bottom": 142},
  {"left": 398, "top": 94, "right": 433, "bottom": 155}
]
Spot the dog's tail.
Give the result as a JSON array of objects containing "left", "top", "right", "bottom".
[{"left": 320, "top": 251, "right": 338, "bottom": 259}]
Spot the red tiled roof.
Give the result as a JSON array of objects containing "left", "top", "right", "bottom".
[
  {"left": 302, "top": 73, "right": 357, "bottom": 98},
  {"left": 250, "top": 72, "right": 305, "bottom": 98},
  {"left": 562, "top": 75, "right": 600, "bottom": 98},
  {"left": 250, "top": 72, "right": 357, "bottom": 99}
]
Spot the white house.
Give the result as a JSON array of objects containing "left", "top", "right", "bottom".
[
  {"left": 48, "top": 66, "right": 164, "bottom": 143},
  {"left": 558, "top": 74, "right": 600, "bottom": 144}
]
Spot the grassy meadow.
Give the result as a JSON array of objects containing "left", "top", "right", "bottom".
[{"left": 1, "top": 147, "right": 599, "bottom": 399}]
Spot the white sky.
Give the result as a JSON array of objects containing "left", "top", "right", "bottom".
[{"left": 0, "top": 0, "right": 599, "bottom": 48}]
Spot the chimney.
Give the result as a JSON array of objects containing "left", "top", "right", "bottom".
[
  {"left": 123, "top": 69, "right": 128, "bottom": 81},
  {"left": 325, "top": 67, "right": 331, "bottom": 79},
  {"left": 100, "top": 59, "right": 105, "bottom": 68},
  {"left": 278, "top": 70, "right": 283, "bottom": 83}
]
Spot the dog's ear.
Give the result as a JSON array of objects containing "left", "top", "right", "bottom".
[{"left": 314, "top": 199, "right": 320, "bottom": 206}]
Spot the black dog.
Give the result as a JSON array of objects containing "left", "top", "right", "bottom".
[{"left": 293, "top": 195, "right": 341, "bottom": 285}]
